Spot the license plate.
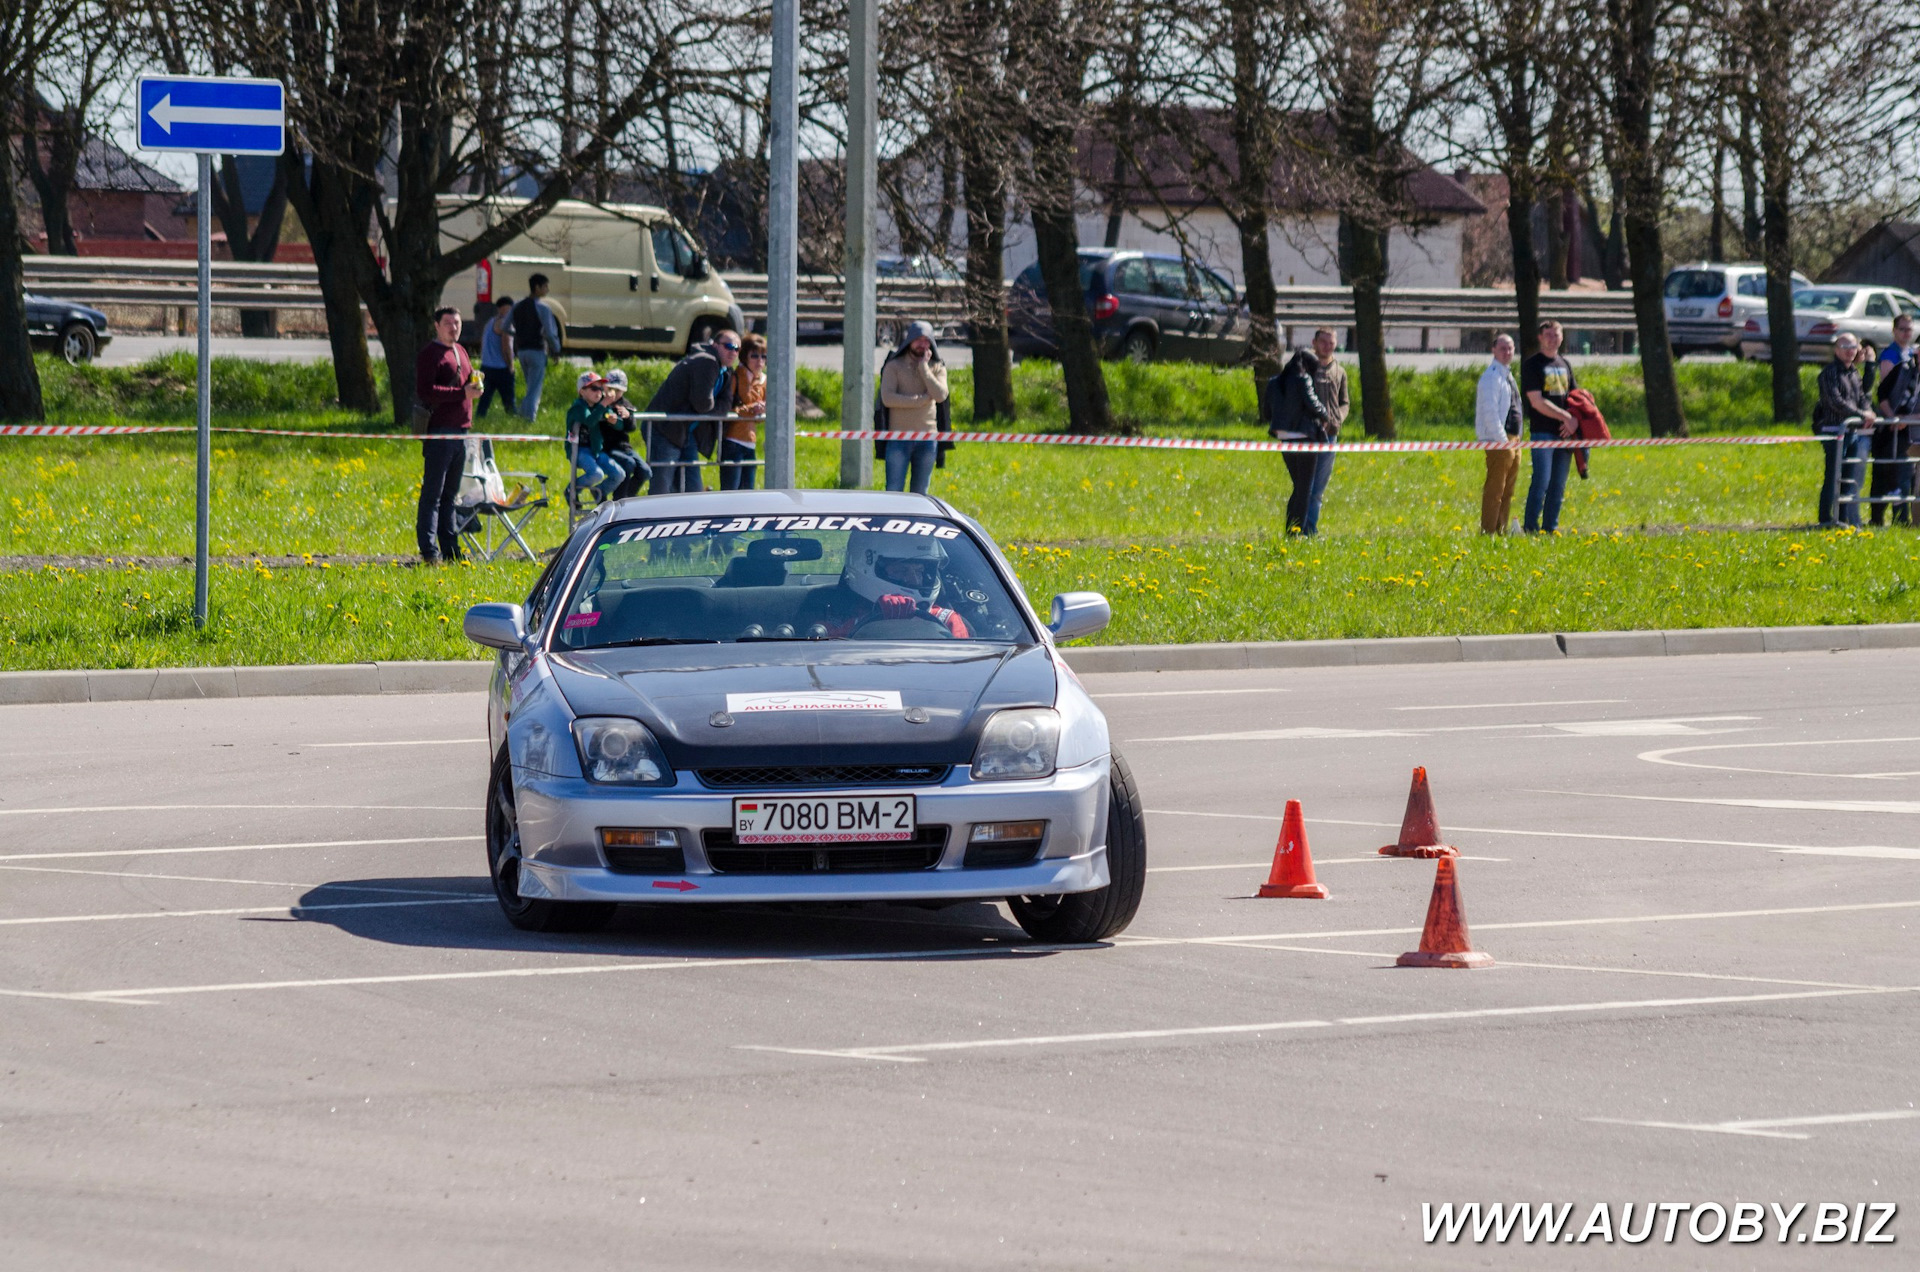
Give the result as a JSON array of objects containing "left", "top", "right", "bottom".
[
  {"left": 1675, "top": 307, "right": 1702, "bottom": 317},
  {"left": 732, "top": 795, "right": 916, "bottom": 844}
]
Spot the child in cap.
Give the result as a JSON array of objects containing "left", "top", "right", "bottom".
[
  {"left": 598, "top": 367, "right": 650, "bottom": 498},
  {"left": 565, "top": 372, "right": 630, "bottom": 506}
]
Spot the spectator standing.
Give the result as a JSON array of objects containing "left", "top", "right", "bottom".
[
  {"left": 644, "top": 329, "right": 739, "bottom": 493},
  {"left": 1268, "top": 344, "right": 1332, "bottom": 535},
  {"left": 1521, "top": 319, "right": 1578, "bottom": 534},
  {"left": 598, "top": 368, "right": 651, "bottom": 499},
  {"left": 476, "top": 295, "right": 515, "bottom": 417},
  {"left": 722, "top": 334, "right": 767, "bottom": 490},
  {"left": 413, "top": 306, "right": 481, "bottom": 564},
  {"left": 566, "top": 372, "right": 629, "bottom": 506},
  {"left": 1869, "top": 314, "right": 1918, "bottom": 525},
  {"left": 512, "top": 275, "right": 562, "bottom": 421},
  {"left": 1474, "top": 333, "right": 1523, "bottom": 534},
  {"left": 1814, "top": 333, "right": 1876, "bottom": 527},
  {"left": 878, "top": 320, "right": 950, "bottom": 495}
]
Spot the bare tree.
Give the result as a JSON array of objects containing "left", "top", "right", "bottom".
[
  {"left": 18, "top": 0, "right": 125, "bottom": 257},
  {"left": 0, "top": 0, "right": 85, "bottom": 420}
]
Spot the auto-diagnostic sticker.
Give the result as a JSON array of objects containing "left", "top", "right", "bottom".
[
  {"left": 562, "top": 612, "right": 601, "bottom": 629},
  {"left": 613, "top": 516, "right": 963, "bottom": 544},
  {"left": 724, "top": 690, "right": 904, "bottom": 713}
]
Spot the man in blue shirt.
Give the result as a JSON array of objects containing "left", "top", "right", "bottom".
[
  {"left": 476, "top": 296, "right": 515, "bottom": 417},
  {"left": 511, "top": 275, "right": 563, "bottom": 421},
  {"left": 1869, "top": 313, "right": 1917, "bottom": 525}
]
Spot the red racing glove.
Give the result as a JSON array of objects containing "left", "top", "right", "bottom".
[{"left": 877, "top": 594, "right": 918, "bottom": 618}]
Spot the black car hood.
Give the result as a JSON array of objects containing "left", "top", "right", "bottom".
[{"left": 546, "top": 641, "right": 1056, "bottom": 768}]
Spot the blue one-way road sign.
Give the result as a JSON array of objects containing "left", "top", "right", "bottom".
[{"left": 136, "top": 76, "right": 285, "bottom": 156}]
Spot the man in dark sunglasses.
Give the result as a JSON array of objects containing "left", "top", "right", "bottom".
[{"left": 643, "top": 327, "right": 741, "bottom": 493}]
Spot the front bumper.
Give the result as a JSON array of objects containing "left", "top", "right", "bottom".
[{"left": 511, "top": 755, "right": 1112, "bottom": 904}]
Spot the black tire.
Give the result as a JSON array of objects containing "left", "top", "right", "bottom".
[
  {"left": 686, "top": 316, "right": 718, "bottom": 355},
  {"left": 1009, "top": 750, "right": 1147, "bottom": 942},
  {"left": 60, "top": 323, "right": 97, "bottom": 365},
  {"left": 486, "top": 749, "right": 616, "bottom": 933},
  {"left": 1119, "top": 328, "right": 1156, "bottom": 364}
]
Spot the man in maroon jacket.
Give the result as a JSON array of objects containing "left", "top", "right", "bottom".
[{"left": 415, "top": 307, "right": 482, "bottom": 563}]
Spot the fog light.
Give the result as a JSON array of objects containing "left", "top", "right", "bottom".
[
  {"left": 601, "top": 828, "right": 681, "bottom": 848},
  {"left": 970, "top": 820, "right": 1046, "bottom": 843}
]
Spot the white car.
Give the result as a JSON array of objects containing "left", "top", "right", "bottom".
[
  {"left": 1737, "top": 285, "right": 1920, "bottom": 363},
  {"left": 1664, "top": 263, "right": 1810, "bottom": 358}
]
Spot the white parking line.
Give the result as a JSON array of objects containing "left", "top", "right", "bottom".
[
  {"left": 1132, "top": 717, "right": 1755, "bottom": 743},
  {"left": 1394, "top": 699, "right": 1626, "bottom": 711},
  {"left": 1094, "top": 688, "right": 1291, "bottom": 699},
  {"left": 0, "top": 896, "right": 492, "bottom": 928},
  {"left": 1585, "top": 1109, "right": 1920, "bottom": 1140},
  {"left": 304, "top": 738, "right": 489, "bottom": 748},
  {"left": 1212, "top": 943, "right": 1890, "bottom": 992},
  {"left": 0, "top": 836, "right": 477, "bottom": 863},
  {"left": 0, "top": 863, "right": 486, "bottom": 892},
  {"left": 1147, "top": 855, "right": 1508, "bottom": 873},
  {"left": 1542, "top": 790, "right": 1920, "bottom": 815},
  {"left": 1151, "top": 809, "right": 1916, "bottom": 858},
  {"left": 737, "top": 986, "right": 1920, "bottom": 1062},
  {"left": 1776, "top": 846, "right": 1920, "bottom": 860},
  {"left": 0, "top": 804, "right": 482, "bottom": 817},
  {"left": 1638, "top": 736, "right": 1920, "bottom": 780}
]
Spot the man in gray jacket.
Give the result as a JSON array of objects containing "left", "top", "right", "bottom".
[{"left": 644, "top": 331, "right": 740, "bottom": 493}]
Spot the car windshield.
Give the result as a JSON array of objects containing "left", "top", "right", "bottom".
[
  {"left": 1794, "top": 289, "right": 1857, "bottom": 312},
  {"left": 1665, "top": 270, "right": 1725, "bottom": 299},
  {"left": 552, "top": 515, "right": 1035, "bottom": 648}
]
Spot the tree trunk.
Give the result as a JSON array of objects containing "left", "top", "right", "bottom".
[
  {"left": 1623, "top": 207, "right": 1686, "bottom": 435},
  {"left": 282, "top": 149, "right": 378, "bottom": 414},
  {"left": 1506, "top": 168, "right": 1541, "bottom": 355},
  {"left": 1760, "top": 165, "right": 1799, "bottom": 422},
  {"left": 962, "top": 145, "right": 1016, "bottom": 422},
  {"left": 21, "top": 97, "right": 80, "bottom": 255},
  {"left": 1226, "top": 0, "right": 1281, "bottom": 407},
  {"left": 1544, "top": 188, "right": 1568, "bottom": 291},
  {"left": 1031, "top": 198, "right": 1113, "bottom": 434},
  {"left": 1343, "top": 213, "right": 1393, "bottom": 438},
  {"left": 216, "top": 156, "right": 289, "bottom": 339},
  {"left": 0, "top": 131, "right": 45, "bottom": 421},
  {"left": 1235, "top": 211, "right": 1281, "bottom": 411}
]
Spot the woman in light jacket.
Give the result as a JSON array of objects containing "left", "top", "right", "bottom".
[
  {"left": 877, "top": 320, "right": 950, "bottom": 494},
  {"left": 1474, "top": 333, "right": 1523, "bottom": 534}
]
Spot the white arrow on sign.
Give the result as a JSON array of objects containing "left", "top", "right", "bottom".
[{"left": 148, "top": 93, "right": 282, "bottom": 134}]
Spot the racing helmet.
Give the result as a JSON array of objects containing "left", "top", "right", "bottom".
[{"left": 843, "top": 530, "right": 945, "bottom": 605}]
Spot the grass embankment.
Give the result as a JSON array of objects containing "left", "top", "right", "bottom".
[{"left": 4, "top": 354, "right": 1902, "bottom": 670}]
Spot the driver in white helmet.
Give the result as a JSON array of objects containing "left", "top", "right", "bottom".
[{"left": 795, "top": 530, "right": 972, "bottom": 638}]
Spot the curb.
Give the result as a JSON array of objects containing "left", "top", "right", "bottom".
[{"left": 3, "top": 623, "right": 1917, "bottom": 705}]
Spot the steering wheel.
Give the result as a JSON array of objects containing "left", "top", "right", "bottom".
[{"left": 849, "top": 613, "right": 956, "bottom": 640}]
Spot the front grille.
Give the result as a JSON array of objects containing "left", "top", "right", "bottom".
[
  {"left": 698, "top": 764, "right": 951, "bottom": 789},
  {"left": 604, "top": 844, "right": 688, "bottom": 875},
  {"left": 963, "top": 840, "right": 1044, "bottom": 869},
  {"left": 702, "top": 825, "right": 949, "bottom": 874}
]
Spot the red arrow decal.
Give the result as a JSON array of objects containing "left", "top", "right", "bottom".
[{"left": 651, "top": 879, "right": 699, "bottom": 892}]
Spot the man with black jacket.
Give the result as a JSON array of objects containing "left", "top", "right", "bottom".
[
  {"left": 1269, "top": 346, "right": 1335, "bottom": 536},
  {"left": 1814, "top": 333, "right": 1875, "bottom": 527},
  {"left": 644, "top": 331, "right": 739, "bottom": 493},
  {"left": 511, "top": 275, "right": 562, "bottom": 421}
]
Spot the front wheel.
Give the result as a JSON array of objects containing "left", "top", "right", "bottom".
[
  {"left": 487, "top": 749, "right": 616, "bottom": 933},
  {"left": 1119, "top": 329, "right": 1156, "bottom": 364},
  {"left": 1009, "top": 751, "right": 1147, "bottom": 942},
  {"left": 60, "top": 323, "right": 97, "bottom": 365}
]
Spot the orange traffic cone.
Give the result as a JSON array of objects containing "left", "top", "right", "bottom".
[
  {"left": 1397, "top": 854, "right": 1494, "bottom": 968},
  {"left": 1257, "top": 800, "right": 1329, "bottom": 899},
  {"left": 1378, "top": 766, "right": 1457, "bottom": 858}
]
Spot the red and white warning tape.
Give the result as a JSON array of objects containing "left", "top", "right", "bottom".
[{"left": 0, "top": 422, "right": 1821, "bottom": 453}]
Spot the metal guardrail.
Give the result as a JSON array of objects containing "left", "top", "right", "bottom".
[{"left": 23, "top": 256, "right": 1641, "bottom": 332}]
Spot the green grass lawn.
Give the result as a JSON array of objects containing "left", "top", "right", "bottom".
[{"left": 3, "top": 353, "right": 1901, "bottom": 671}]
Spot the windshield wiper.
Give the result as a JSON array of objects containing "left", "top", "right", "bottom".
[{"left": 588, "top": 637, "right": 721, "bottom": 648}]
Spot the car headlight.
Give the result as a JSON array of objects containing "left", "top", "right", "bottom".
[
  {"left": 970, "top": 707, "right": 1060, "bottom": 781},
  {"left": 571, "top": 717, "right": 674, "bottom": 785}
]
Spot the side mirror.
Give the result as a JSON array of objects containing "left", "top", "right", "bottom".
[
  {"left": 685, "top": 251, "right": 710, "bottom": 280},
  {"left": 465, "top": 602, "right": 529, "bottom": 650},
  {"left": 1048, "top": 592, "right": 1110, "bottom": 641}
]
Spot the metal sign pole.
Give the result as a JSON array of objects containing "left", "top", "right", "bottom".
[
  {"left": 838, "top": 0, "right": 877, "bottom": 489},
  {"left": 764, "top": 0, "right": 799, "bottom": 489},
  {"left": 194, "top": 153, "right": 212, "bottom": 628}
]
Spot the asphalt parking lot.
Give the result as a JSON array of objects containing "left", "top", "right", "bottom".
[{"left": 1, "top": 650, "right": 1914, "bottom": 1269}]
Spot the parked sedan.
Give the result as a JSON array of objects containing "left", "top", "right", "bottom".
[
  {"left": 25, "top": 294, "right": 112, "bottom": 364},
  {"left": 463, "top": 490, "right": 1147, "bottom": 942},
  {"left": 1663, "top": 263, "right": 1807, "bottom": 358},
  {"left": 1737, "top": 285, "right": 1920, "bottom": 363},
  {"left": 1008, "top": 248, "right": 1249, "bottom": 365}
]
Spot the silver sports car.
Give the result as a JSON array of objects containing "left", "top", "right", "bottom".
[{"left": 463, "top": 490, "right": 1146, "bottom": 942}]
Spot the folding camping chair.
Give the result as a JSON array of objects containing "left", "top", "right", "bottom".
[{"left": 453, "top": 436, "right": 550, "bottom": 563}]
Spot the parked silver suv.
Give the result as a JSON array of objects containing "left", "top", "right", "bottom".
[{"left": 1664, "top": 263, "right": 1810, "bottom": 359}]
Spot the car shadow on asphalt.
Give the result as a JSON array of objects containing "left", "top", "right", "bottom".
[{"left": 292, "top": 877, "right": 1058, "bottom": 959}]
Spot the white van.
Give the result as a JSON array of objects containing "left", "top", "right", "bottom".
[{"left": 438, "top": 197, "right": 743, "bottom": 357}]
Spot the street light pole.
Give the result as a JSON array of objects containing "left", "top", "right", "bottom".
[
  {"left": 764, "top": 0, "right": 800, "bottom": 488},
  {"left": 839, "top": 0, "right": 878, "bottom": 488}
]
